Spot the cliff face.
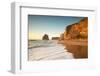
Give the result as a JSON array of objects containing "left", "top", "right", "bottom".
[
  {"left": 59, "top": 18, "right": 88, "bottom": 58},
  {"left": 59, "top": 33, "right": 64, "bottom": 40},
  {"left": 63, "top": 17, "right": 88, "bottom": 40}
]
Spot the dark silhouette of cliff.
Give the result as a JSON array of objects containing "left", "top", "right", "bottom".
[{"left": 52, "top": 37, "right": 59, "bottom": 40}]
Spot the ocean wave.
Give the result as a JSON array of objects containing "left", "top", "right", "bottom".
[{"left": 28, "top": 40, "right": 59, "bottom": 49}]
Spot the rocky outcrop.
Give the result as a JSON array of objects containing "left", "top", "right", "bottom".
[
  {"left": 59, "top": 17, "right": 88, "bottom": 58},
  {"left": 42, "top": 34, "right": 49, "bottom": 40},
  {"left": 63, "top": 17, "right": 88, "bottom": 40},
  {"left": 52, "top": 37, "right": 59, "bottom": 40},
  {"left": 59, "top": 33, "right": 64, "bottom": 40}
]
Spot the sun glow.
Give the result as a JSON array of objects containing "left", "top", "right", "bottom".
[{"left": 29, "top": 31, "right": 42, "bottom": 40}]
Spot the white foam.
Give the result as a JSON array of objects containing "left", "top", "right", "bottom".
[{"left": 29, "top": 40, "right": 74, "bottom": 61}]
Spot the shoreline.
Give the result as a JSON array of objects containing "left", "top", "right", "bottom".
[
  {"left": 58, "top": 39, "right": 88, "bottom": 58},
  {"left": 28, "top": 40, "right": 74, "bottom": 60},
  {"left": 58, "top": 39, "right": 88, "bottom": 46}
]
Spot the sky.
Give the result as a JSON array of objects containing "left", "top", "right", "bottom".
[{"left": 28, "top": 15, "right": 84, "bottom": 40}]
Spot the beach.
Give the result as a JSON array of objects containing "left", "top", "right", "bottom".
[
  {"left": 58, "top": 39, "right": 88, "bottom": 58},
  {"left": 28, "top": 40, "right": 74, "bottom": 61}
]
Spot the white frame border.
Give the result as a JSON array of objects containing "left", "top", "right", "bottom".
[{"left": 11, "top": 2, "right": 97, "bottom": 74}]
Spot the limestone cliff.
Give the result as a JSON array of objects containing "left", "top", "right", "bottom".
[
  {"left": 59, "top": 18, "right": 88, "bottom": 58},
  {"left": 63, "top": 17, "right": 88, "bottom": 40}
]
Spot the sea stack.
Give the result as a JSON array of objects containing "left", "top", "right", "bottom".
[{"left": 42, "top": 34, "right": 49, "bottom": 40}]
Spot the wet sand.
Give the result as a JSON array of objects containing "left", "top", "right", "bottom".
[
  {"left": 28, "top": 40, "right": 74, "bottom": 61},
  {"left": 58, "top": 39, "right": 88, "bottom": 58}
]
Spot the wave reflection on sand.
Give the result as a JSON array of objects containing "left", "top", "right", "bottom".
[{"left": 28, "top": 40, "right": 74, "bottom": 61}]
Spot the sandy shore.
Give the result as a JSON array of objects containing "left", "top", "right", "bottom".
[
  {"left": 28, "top": 40, "right": 74, "bottom": 61},
  {"left": 58, "top": 39, "right": 88, "bottom": 58},
  {"left": 58, "top": 39, "right": 88, "bottom": 46}
]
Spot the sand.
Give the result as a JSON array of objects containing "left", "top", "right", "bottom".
[
  {"left": 58, "top": 39, "right": 88, "bottom": 58},
  {"left": 28, "top": 40, "right": 74, "bottom": 61}
]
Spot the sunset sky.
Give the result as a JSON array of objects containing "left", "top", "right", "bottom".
[{"left": 28, "top": 15, "right": 84, "bottom": 40}]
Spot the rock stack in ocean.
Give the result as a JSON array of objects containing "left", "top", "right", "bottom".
[{"left": 42, "top": 34, "right": 49, "bottom": 40}]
